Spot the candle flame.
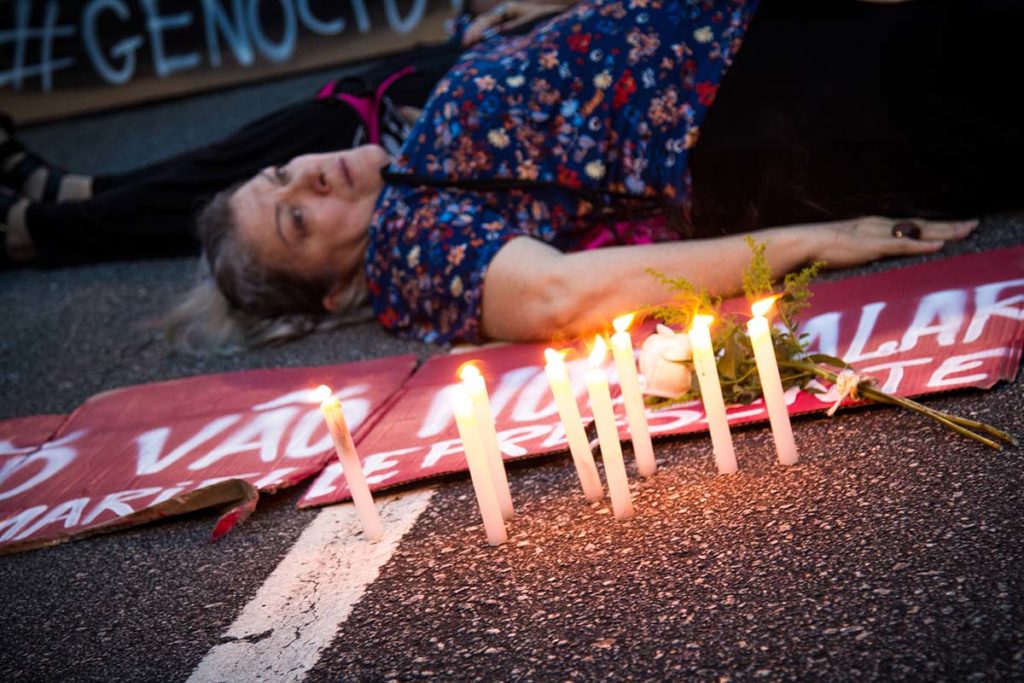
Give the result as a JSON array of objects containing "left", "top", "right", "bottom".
[
  {"left": 692, "top": 313, "right": 715, "bottom": 329},
  {"left": 458, "top": 362, "right": 481, "bottom": 381},
  {"left": 612, "top": 313, "right": 635, "bottom": 333},
  {"left": 751, "top": 295, "right": 781, "bottom": 318},
  {"left": 588, "top": 335, "right": 608, "bottom": 367},
  {"left": 544, "top": 348, "right": 566, "bottom": 365},
  {"left": 314, "top": 385, "right": 333, "bottom": 403}
]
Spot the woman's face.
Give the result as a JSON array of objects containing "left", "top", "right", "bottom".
[{"left": 231, "top": 145, "right": 390, "bottom": 298}]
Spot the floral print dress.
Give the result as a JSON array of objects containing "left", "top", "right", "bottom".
[{"left": 366, "top": 0, "right": 759, "bottom": 345}]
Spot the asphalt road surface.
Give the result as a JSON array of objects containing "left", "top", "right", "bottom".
[{"left": 2, "top": 64, "right": 1024, "bottom": 682}]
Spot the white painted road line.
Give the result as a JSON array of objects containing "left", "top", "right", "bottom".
[{"left": 188, "top": 489, "right": 435, "bottom": 683}]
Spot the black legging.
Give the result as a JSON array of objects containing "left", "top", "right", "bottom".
[
  {"left": 25, "top": 40, "right": 466, "bottom": 267},
  {"left": 689, "top": 0, "right": 1024, "bottom": 234}
]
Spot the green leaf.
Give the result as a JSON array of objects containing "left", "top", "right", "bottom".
[
  {"left": 718, "top": 336, "right": 739, "bottom": 380},
  {"left": 644, "top": 268, "right": 719, "bottom": 330},
  {"left": 807, "top": 353, "right": 851, "bottom": 369},
  {"left": 780, "top": 260, "right": 825, "bottom": 322}
]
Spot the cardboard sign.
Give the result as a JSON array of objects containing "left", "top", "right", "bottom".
[
  {"left": 0, "top": 414, "right": 67, "bottom": 453},
  {"left": 0, "top": 357, "right": 417, "bottom": 552},
  {"left": 300, "top": 246, "right": 1024, "bottom": 507}
]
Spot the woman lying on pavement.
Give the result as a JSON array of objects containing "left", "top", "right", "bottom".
[
  {"left": 163, "top": 0, "right": 997, "bottom": 353},
  {"left": 0, "top": 1, "right": 567, "bottom": 267}
]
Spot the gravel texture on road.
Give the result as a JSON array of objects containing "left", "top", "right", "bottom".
[{"left": 311, "top": 385, "right": 1024, "bottom": 681}]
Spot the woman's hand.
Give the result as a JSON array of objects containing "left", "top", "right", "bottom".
[
  {"left": 803, "top": 216, "right": 977, "bottom": 269},
  {"left": 463, "top": 1, "right": 569, "bottom": 46},
  {"left": 399, "top": 106, "right": 423, "bottom": 126}
]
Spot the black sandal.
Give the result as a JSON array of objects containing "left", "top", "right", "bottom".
[{"left": 0, "top": 113, "right": 66, "bottom": 204}]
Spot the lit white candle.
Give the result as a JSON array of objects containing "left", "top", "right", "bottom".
[
  {"left": 544, "top": 348, "right": 603, "bottom": 501},
  {"left": 688, "top": 315, "right": 738, "bottom": 474},
  {"left": 747, "top": 296, "right": 799, "bottom": 466},
  {"left": 316, "top": 385, "right": 384, "bottom": 541},
  {"left": 459, "top": 364, "right": 514, "bottom": 519},
  {"left": 585, "top": 336, "right": 634, "bottom": 520},
  {"left": 611, "top": 313, "right": 656, "bottom": 477},
  {"left": 453, "top": 386, "right": 508, "bottom": 545}
]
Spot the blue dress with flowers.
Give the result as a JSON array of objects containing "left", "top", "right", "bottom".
[{"left": 366, "top": 0, "right": 759, "bottom": 344}]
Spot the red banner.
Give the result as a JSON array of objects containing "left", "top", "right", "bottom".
[
  {"left": 300, "top": 246, "right": 1024, "bottom": 507},
  {"left": 301, "top": 343, "right": 595, "bottom": 507},
  {"left": 0, "top": 358, "right": 417, "bottom": 553},
  {"left": 0, "top": 414, "right": 67, "bottom": 453},
  {"left": 3, "top": 247, "right": 1022, "bottom": 552}
]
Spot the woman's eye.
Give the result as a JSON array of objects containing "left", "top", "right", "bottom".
[{"left": 291, "top": 208, "right": 306, "bottom": 234}]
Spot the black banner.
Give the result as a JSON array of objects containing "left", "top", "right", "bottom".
[{"left": 1, "top": 0, "right": 461, "bottom": 122}]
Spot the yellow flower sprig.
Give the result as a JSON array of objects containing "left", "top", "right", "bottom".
[{"left": 642, "top": 239, "right": 1017, "bottom": 451}]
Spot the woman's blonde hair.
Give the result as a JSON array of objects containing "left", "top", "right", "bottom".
[{"left": 164, "top": 186, "right": 371, "bottom": 354}]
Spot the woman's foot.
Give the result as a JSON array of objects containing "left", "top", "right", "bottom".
[{"left": 1, "top": 113, "right": 68, "bottom": 204}]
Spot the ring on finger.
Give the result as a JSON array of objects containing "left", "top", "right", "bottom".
[{"left": 891, "top": 221, "right": 922, "bottom": 240}]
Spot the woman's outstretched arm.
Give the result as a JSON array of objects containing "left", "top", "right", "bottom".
[{"left": 480, "top": 217, "right": 976, "bottom": 342}]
